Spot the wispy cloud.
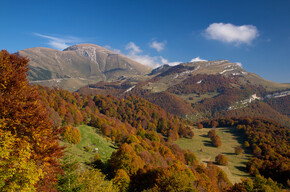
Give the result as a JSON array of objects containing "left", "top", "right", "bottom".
[
  {"left": 191, "top": 57, "right": 208, "bottom": 62},
  {"left": 104, "top": 45, "right": 121, "bottom": 54},
  {"left": 204, "top": 23, "right": 259, "bottom": 45},
  {"left": 34, "top": 33, "right": 84, "bottom": 50},
  {"left": 149, "top": 40, "right": 166, "bottom": 52},
  {"left": 125, "top": 42, "right": 181, "bottom": 68},
  {"left": 126, "top": 42, "right": 142, "bottom": 54}
]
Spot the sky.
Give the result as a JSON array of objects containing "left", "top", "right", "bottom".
[{"left": 1, "top": 0, "right": 289, "bottom": 83}]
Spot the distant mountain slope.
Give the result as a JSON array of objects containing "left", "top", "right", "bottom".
[
  {"left": 19, "top": 44, "right": 151, "bottom": 91},
  {"left": 76, "top": 60, "right": 290, "bottom": 126}
]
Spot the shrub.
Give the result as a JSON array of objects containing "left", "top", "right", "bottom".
[
  {"left": 211, "top": 121, "right": 219, "bottom": 128},
  {"left": 212, "top": 135, "right": 222, "bottom": 147},
  {"left": 215, "top": 154, "right": 228, "bottom": 166},
  {"left": 235, "top": 147, "right": 243, "bottom": 155},
  {"left": 208, "top": 129, "right": 216, "bottom": 138},
  {"left": 197, "top": 123, "right": 203, "bottom": 129},
  {"left": 244, "top": 141, "right": 250, "bottom": 148},
  {"left": 61, "top": 125, "right": 81, "bottom": 144}
]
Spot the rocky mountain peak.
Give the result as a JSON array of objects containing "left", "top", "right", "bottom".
[{"left": 63, "top": 44, "right": 114, "bottom": 63}]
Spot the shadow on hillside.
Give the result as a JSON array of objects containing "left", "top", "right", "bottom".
[
  {"left": 220, "top": 127, "right": 246, "bottom": 145},
  {"left": 235, "top": 165, "right": 247, "bottom": 173},
  {"left": 222, "top": 152, "right": 236, "bottom": 155},
  {"left": 109, "top": 145, "right": 118, "bottom": 149},
  {"left": 203, "top": 140, "right": 212, "bottom": 147}
]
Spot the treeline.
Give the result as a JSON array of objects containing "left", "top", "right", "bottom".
[{"left": 201, "top": 117, "right": 290, "bottom": 187}]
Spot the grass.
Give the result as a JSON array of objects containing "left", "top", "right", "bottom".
[
  {"left": 175, "top": 91, "right": 220, "bottom": 104},
  {"left": 175, "top": 127, "right": 252, "bottom": 184},
  {"left": 64, "top": 125, "right": 116, "bottom": 165}
]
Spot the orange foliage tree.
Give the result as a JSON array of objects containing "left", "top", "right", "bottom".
[
  {"left": 0, "top": 50, "right": 63, "bottom": 191},
  {"left": 215, "top": 154, "right": 228, "bottom": 166}
]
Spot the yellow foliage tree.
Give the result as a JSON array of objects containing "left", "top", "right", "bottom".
[
  {"left": 0, "top": 126, "right": 42, "bottom": 191},
  {"left": 0, "top": 50, "right": 63, "bottom": 191},
  {"left": 75, "top": 169, "right": 117, "bottom": 192},
  {"left": 61, "top": 125, "right": 81, "bottom": 144}
]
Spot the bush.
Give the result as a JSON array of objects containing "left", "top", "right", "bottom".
[
  {"left": 197, "top": 123, "right": 203, "bottom": 129},
  {"left": 243, "top": 141, "right": 250, "bottom": 148},
  {"left": 208, "top": 129, "right": 216, "bottom": 138},
  {"left": 61, "top": 125, "right": 81, "bottom": 144},
  {"left": 215, "top": 154, "right": 228, "bottom": 166},
  {"left": 235, "top": 147, "right": 243, "bottom": 155},
  {"left": 212, "top": 135, "right": 222, "bottom": 147}
]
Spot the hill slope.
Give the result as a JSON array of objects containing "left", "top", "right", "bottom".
[{"left": 19, "top": 44, "right": 151, "bottom": 91}]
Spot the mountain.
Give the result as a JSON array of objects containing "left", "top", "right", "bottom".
[
  {"left": 18, "top": 44, "right": 151, "bottom": 91},
  {"left": 77, "top": 60, "right": 290, "bottom": 126},
  {"left": 17, "top": 45, "right": 290, "bottom": 125}
]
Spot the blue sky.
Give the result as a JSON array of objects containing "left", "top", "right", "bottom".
[{"left": 1, "top": 0, "right": 289, "bottom": 82}]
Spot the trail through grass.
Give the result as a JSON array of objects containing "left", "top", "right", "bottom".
[{"left": 175, "top": 127, "right": 252, "bottom": 184}]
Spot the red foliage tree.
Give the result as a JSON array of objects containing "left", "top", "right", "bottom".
[{"left": 0, "top": 50, "right": 63, "bottom": 191}]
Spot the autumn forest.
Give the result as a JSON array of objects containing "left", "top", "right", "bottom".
[{"left": 0, "top": 50, "right": 289, "bottom": 192}]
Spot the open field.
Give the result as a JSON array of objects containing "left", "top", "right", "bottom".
[
  {"left": 64, "top": 125, "right": 116, "bottom": 164},
  {"left": 175, "top": 91, "right": 220, "bottom": 104},
  {"left": 175, "top": 127, "right": 252, "bottom": 184}
]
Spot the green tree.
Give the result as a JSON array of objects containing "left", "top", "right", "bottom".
[{"left": 57, "top": 148, "right": 82, "bottom": 192}]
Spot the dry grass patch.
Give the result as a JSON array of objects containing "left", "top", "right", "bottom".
[{"left": 175, "top": 127, "right": 252, "bottom": 184}]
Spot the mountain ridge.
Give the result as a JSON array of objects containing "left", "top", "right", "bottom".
[{"left": 19, "top": 44, "right": 151, "bottom": 91}]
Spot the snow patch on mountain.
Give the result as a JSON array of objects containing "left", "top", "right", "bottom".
[
  {"left": 228, "top": 94, "right": 261, "bottom": 110},
  {"left": 124, "top": 85, "right": 136, "bottom": 93},
  {"left": 219, "top": 68, "right": 235, "bottom": 74},
  {"left": 265, "top": 91, "right": 290, "bottom": 99},
  {"left": 196, "top": 80, "right": 203, "bottom": 84}
]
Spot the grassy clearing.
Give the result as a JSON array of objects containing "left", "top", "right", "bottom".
[
  {"left": 175, "top": 127, "right": 252, "bottom": 184},
  {"left": 175, "top": 91, "right": 220, "bottom": 104},
  {"left": 64, "top": 125, "right": 116, "bottom": 164}
]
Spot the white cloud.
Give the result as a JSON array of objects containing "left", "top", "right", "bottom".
[
  {"left": 149, "top": 40, "right": 166, "bottom": 52},
  {"left": 104, "top": 45, "right": 121, "bottom": 54},
  {"left": 126, "top": 42, "right": 142, "bottom": 54},
  {"left": 205, "top": 23, "right": 259, "bottom": 45},
  {"left": 125, "top": 42, "right": 181, "bottom": 68},
  {"left": 34, "top": 33, "right": 83, "bottom": 50},
  {"left": 191, "top": 57, "right": 208, "bottom": 62},
  {"left": 160, "top": 56, "right": 181, "bottom": 66}
]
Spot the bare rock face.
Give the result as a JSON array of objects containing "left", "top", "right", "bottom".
[{"left": 18, "top": 44, "right": 151, "bottom": 91}]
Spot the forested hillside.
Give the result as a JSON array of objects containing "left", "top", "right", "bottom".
[{"left": 0, "top": 50, "right": 287, "bottom": 191}]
